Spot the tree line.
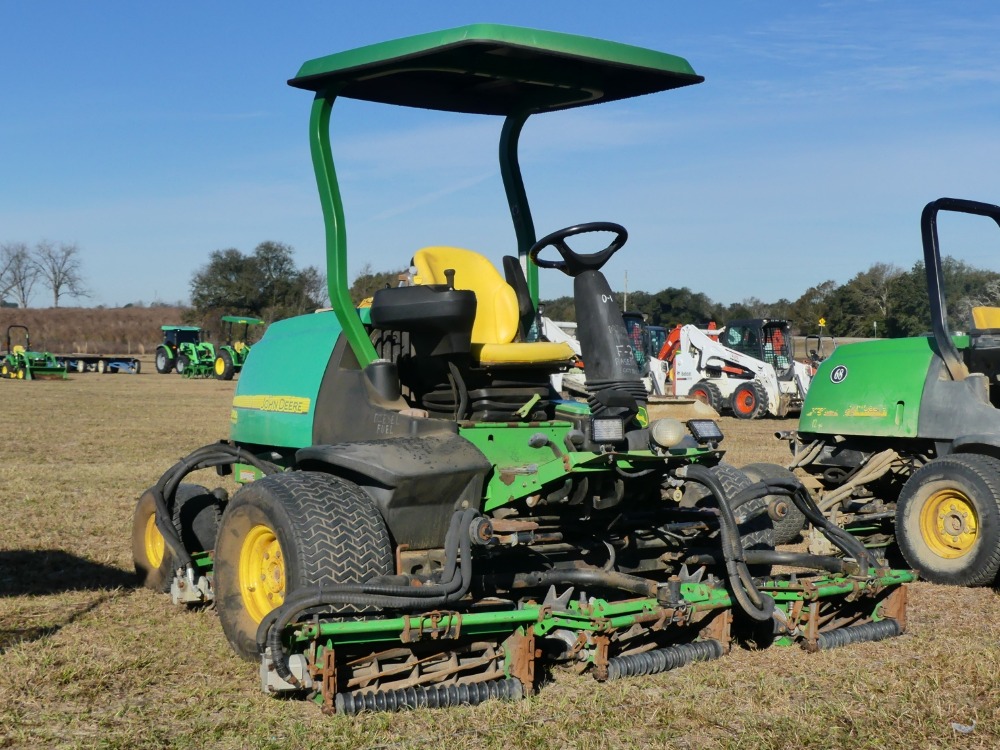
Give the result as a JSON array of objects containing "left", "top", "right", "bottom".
[
  {"left": 0, "top": 241, "right": 88, "bottom": 308},
  {"left": 540, "top": 257, "right": 1000, "bottom": 338},
  {"left": 187, "top": 241, "right": 327, "bottom": 326}
]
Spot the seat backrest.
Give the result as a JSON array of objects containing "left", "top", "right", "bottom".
[
  {"left": 972, "top": 306, "right": 1000, "bottom": 331},
  {"left": 413, "top": 246, "right": 520, "bottom": 345}
]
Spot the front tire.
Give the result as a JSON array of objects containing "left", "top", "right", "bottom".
[
  {"left": 131, "top": 483, "right": 222, "bottom": 592},
  {"left": 214, "top": 472, "right": 394, "bottom": 661},
  {"left": 176, "top": 354, "right": 190, "bottom": 375},
  {"left": 689, "top": 380, "right": 723, "bottom": 413},
  {"left": 730, "top": 381, "right": 768, "bottom": 420},
  {"left": 896, "top": 453, "right": 1000, "bottom": 586}
]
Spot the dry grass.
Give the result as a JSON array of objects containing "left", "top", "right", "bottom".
[{"left": 1, "top": 370, "right": 998, "bottom": 749}]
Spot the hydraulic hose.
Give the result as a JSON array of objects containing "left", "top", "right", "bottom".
[
  {"left": 259, "top": 508, "right": 479, "bottom": 685},
  {"left": 151, "top": 443, "right": 281, "bottom": 571},
  {"left": 755, "top": 476, "right": 880, "bottom": 575},
  {"left": 683, "top": 465, "right": 774, "bottom": 622}
]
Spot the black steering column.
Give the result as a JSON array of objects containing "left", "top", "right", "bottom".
[{"left": 530, "top": 222, "right": 647, "bottom": 443}]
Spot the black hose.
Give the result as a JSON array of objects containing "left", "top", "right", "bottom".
[
  {"left": 683, "top": 465, "right": 774, "bottom": 622},
  {"left": 150, "top": 443, "right": 281, "bottom": 570},
  {"left": 753, "top": 477, "right": 879, "bottom": 575},
  {"left": 447, "top": 360, "right": 469, "bottom": 421}
]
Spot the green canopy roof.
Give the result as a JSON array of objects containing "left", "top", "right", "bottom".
[{"left": 289, "top": 24, "right": 702, "bottom": 115}]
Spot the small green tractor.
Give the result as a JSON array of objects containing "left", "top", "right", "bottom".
[
  {"left": 134, "top": 25, "right": 913, "bottom": 715},
  {"left": 213, "top": 315, "right": 265, "bottom": 380},
  {"left": 1, "top": 325, "right": 67, "bottom": 380},
  {"left": 155, "top": 325, "right": 215, "bottom": 377},
  {"left": 785, "top": 198, "right": 1000, "bottom": 587}
]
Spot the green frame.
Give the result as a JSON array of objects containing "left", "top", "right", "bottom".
[{"left": 289, "top": 24, "right": 703, "bottom": 368}]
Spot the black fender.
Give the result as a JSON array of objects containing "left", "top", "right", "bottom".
[
  {"left": 949, "top": 435, "right": 1000, "bottom": 462},
  {"left": 295, "top": 433, "right": 491, "bottom": 549}
]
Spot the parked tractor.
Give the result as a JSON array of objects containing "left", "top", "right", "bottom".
[
  {"left": 785, "top": 198, "right": 1000, "bottom": 586},
  {"left": 133, "top": 25, "right": 912, "bottom": 715},
  {"left": 213, "top": 315, "right": 265, "bottom": 380},
  {"left": 155, "top": 325, "right": 215, "bottom": 377},
  {"left": 1, "top": 325, "right": 67, "bottom": 380}
]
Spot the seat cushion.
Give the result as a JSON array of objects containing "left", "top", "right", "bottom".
[
  {"left": 972, "top": 306, "right": 1000, "bottom": 331},
  {"left": 473, "top": 341, "right": 575, "bottom": 366}
]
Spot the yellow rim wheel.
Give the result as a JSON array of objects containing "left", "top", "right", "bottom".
[
  {"left": 238, "top": 524, "right": 285, "bottom": 622},
  {"left": 144, "top": 513, "right": 165, "bottom": 568},
  {"left": 215, "top": 357, "right": 225, "bottom": 375},
  {"left": 920, "top": 488, "right": 978, "bottom": 559}
]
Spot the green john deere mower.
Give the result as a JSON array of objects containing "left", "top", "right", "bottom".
[
  {"left": 133, "top": 25, "right": 913, "bottom": 715},
  {"left": 785, "top": 198, "right": 1000, "bottom": 587}
]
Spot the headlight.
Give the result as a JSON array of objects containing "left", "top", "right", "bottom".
[{"left": 649, "top": 418, "right": 686, "bottom": 449}]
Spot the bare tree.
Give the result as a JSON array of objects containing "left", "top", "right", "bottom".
[
  {"left": 0, "top": 242, "right": 39, "bottom": 308},
  {"left": 0, "top": 243, "right": 16, "bottom": 300},
  {"left": 34, "top": 240, "right": 89, "bottom": 307}
]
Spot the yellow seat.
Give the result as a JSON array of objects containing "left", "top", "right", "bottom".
[
  {"left": 12, "top": 345, "right": 25, "bottom": 355},
  {"left": 972, "top": 306, "right": 1000, "bottom": 331},
  {"left": 412, "top": 246, "right": 574, "bottom": 366}
]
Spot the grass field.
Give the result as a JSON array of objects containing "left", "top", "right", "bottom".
[{"left": 1, "top": 367, "right": 998, "bottom": 749}]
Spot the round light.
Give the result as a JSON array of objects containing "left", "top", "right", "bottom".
[{"left": 649, "top": 418, "right": 686, "bottom": 449}]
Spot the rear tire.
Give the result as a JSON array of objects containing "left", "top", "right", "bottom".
[
  {"left": 741, "top": 462, "right": 807, "bottom": 545},
  {"left": 215, "top": 350, "right": 235, "bottom": 380},
  {"left": 155, "top": 347, "right": 174, "bottom": 374},
  {"left": 730, "top": 381, "right": 768, "bottom": 420},
  {"left": 689, "top": 380, "right": 723, "bottom": 413},
  {"left": 76, "top": 360, "right": 85, "bottom": 373},
  {"left": 97, "top": 359, "right": 107, "bottom": 374},
  {"left": 131, "top": 483, "right": 222, "bottom": 592},
  {"left": 896, "top": 453, "right": 1000, "bottom": 586},
  {"left": 214, "top": 471, "right": 394, "bottom": 661}
]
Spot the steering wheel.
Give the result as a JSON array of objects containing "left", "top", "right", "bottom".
[{"left": 528, "top": 222, "right": 628, "bottom": 277}]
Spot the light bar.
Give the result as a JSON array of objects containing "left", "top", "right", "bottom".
[
  {"left": 591, "top": 417, "right": 625, "bottom": 443},
  {"left": 687, "top": 419, "right": 724, "bottom": 444}
]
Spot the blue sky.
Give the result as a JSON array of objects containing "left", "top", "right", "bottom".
[{"left": 2, "top": 1, "right": 999, "bottom": 309}]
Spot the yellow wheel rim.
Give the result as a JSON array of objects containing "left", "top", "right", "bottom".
[
  {"left": 919, "top": 489, "right": 978, "bottom": 559},
  {"left": 144, "top": 513, "right": 165, "bottom": 568},
  {"left": 238, "top": 524, "right": 285, "bottom": 623},
  {"left": 215, "top": 357, "right": 225, "bottom": 375}
]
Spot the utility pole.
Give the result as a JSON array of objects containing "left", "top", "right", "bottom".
[{"left": 623, "top": 270, "right": 628, "bottom": 311}]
